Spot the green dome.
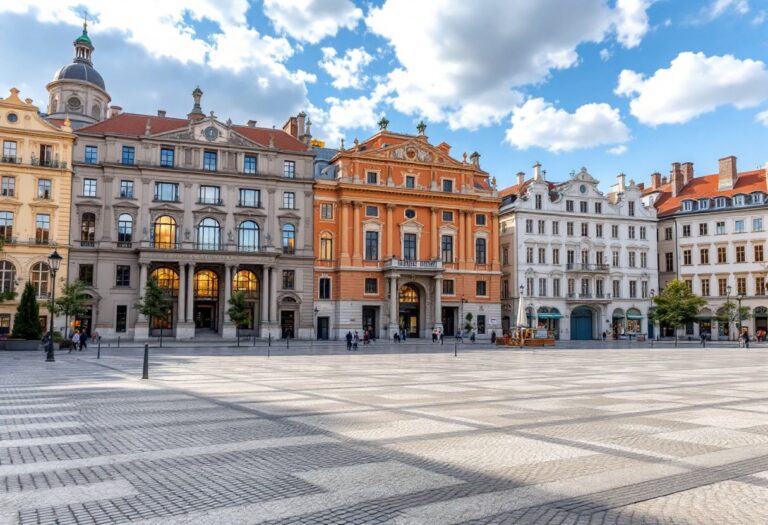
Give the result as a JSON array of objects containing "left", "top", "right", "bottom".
[{"left": 74, "top": 27, "right": 93, "bottom": 48}]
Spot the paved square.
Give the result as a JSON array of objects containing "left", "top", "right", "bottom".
[{"left": 2, "top": 344, "right": 768, "bottom": 524}]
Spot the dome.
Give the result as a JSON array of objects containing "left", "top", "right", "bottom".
[{"left": 53, "top": 62, "right": 106, "bottom": 91}]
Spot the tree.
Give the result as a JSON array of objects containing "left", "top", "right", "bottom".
[
  {"left": 715, "top": 301, "right": 751, "bottom": 340},
  {"left": 464, "top": 312, "right": 474, "bottom": 333},
  {"left": 650, "top": 280, "right": 706, "bottom": 346},
  {"left": 227, "top": 291, "right": 250, "bottom": 347},
  {"left": 54, "top": 280, "right": 89, "bottom": 336},
  {"left": 12, "top": 282, "right": 42, "bottom": 340},
  {"left": 135, "top": 277, "right": 171, "bottom": 347}
]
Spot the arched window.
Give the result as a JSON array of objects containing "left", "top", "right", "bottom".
[
  {"left": 91, "top": 104, "right": 101, "bottom": 119},
  {"left": 194, "top": 269, "right": 219, "bottom": 298},
  {"left": 117, "top": 214, "right": 133, "bottom": 245},
  {"left": 0, "top": 261, "right": 15, "bottom": 294},
  {"left": 0, "top": 211, "right": 13, "bottom": 241},
  {"left": 282, "top": 224, "right": 296, "bottom": 254},
  {"left": 475, "top": 238, "right": 487, "bottom": 264},
  {"left": 319, "top": 232, "right": 333, "bottom": 260},
  {"left": 81, "top": 213, "right": 96, "bottom": 246},
  {"left": 150, "top": 267, "right": 179, "bottom": 295},
  {"left": 233, "top": 270, "right": 258, "bottom": 298},
  {"left": 399, "top": 284, "right": 419, "bottom": 303},
  {"left": 152, "top": 216, "right": 177, "bottom": 249},
  {"left": 31, "top": 262, "right": 49, "bottom": 298},
  {"left": 237, "top": 220, "right": 259, "bottom": 252},
  {"left": 197, "top": 218, "right": 220, "bottom": 250}
]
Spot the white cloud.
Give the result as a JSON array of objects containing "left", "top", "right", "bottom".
[
  {"left": 616, "top": 52, "right": 768, "bottom": 125},
  {"left": 308, "top": 83, "right": 391, "bottom": 144},
  {"left": 756, "top": 110, "right": 768, "bottom": 126},
  {"left": 319, "top": 47, "right": 373, "bottom": 90},
  {"left": 366, "top": 0, "right": 652, "bottom": 130},
  {"left": 600, "top": 48, "right": 612, "bottom": 61},
  {"left": 263, "top": 0, "right": 362, "bottom": 44},
  {"left": 614, "top": 0, "right": 652, "bottom": 48},
  {"left": 753, "top": 10, "right": 767, "bottom": 24},
  {"left": 504, "top": 98, "right": 630, "bottom": 153},
  {"left": 707, "top": 0, "right": 749, "bottom": 19},
  {"left": 608, "top": 144, "right": 628, "bottom": 155}
]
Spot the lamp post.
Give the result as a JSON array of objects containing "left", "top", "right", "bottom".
[
  {"left": 649, "top": 289, "right": 655, "bottom": 346},
  {"left": 726, "top": 285, "right": 732, "bottom": 341},
  {"left": 737, "top": 293, "right": 744, "bottom": 336},
  {"left": 45, "top": 249, "right": 62, "bottom": 362}
]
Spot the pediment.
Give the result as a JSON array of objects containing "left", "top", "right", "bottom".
[
  {"left": 149, "top": 202, "right": 183, "bottom": 213},
  {"left": 152, "top": 117, "right": 260, "bottom": 147},
  {"left": 194, "top": 205, "right": 226, "bottom": 216},
  {"left": 113, "top": 200, "right": 140, "bottom": 210},
  {"left": 360, "top": 139, "right": 463, "bottom": 167},
  {"left": 277, "top": 210, "right": 302, "bottom": 220},
  {"left": 75, "top": 198, "right": 102, "bottom": 208}
]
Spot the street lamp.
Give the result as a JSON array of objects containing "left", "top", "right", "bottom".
[
  {"left": 726, "top": 285, "right": 732, "bottom": 340},
  {"left": 649, "top": 289, "right": 656, "bottom": 343},
  {"left": 737, "top": 293, "right": 744, "bottom": 335},
  {"left": 45, "top": 249, "right": 62, "bottom": 362}
]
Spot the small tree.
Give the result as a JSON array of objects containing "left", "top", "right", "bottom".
[
  {"left": 12, "top": 282, "right": 42, "bottom": 340},
  {"left": 54, "top": 280, "right": 89, "bottom": 337},
  {"left": 715, "top": 301, "right": 751, "bottom": 340},
  {"left": 464, "top": 312, "right": 474, "bottom": 333},
  {"left": 227, "top": 291, "right": 250, "bottom": 347},
  {"left": 650, "top": 279, "right": 706, "bottom": 347},
  {"left": 135, "top": 277, "right": 171, "bottom": 347}
]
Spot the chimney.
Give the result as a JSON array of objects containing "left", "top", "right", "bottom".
[
  {"left": 532, "top": 161, "right": 542, "bottom": 180},
  {"left": 662, "top": 175, "right": 668, "bottom": 185},
  {"left": 282, "top": 116, "right": 298, "bottom": 138},
  {"left": 157, "top": 109, "right": 166, "bottom": 118},
  {"left": 718, "top": 156, "right": 737, "bottom": 190},
  {"left": 246, "top": 119, "right": 257, "bottom": 127},
  {"left": 109, "top": 105, "right": 122, "bottom": 118},
  {"left": 469, "top": 151, "right": 480, "bottom": 167},
  {"left": 296, "top": 112, "right": 306, "bottom": 137},
  {"left": 682, "top": 162, "right": 694, "bottom": 184},
  {"left": 650, "top": 172, "right": 661, "bottom": 189},
  {"left": 516, "top": 171, "right": 525, "bottom": 186},
  {"left": 617, "top": 172, "right": 626, "bottom": 191},
  {"left": 671, "top": 162, "right": 684, "bottom": 197}
]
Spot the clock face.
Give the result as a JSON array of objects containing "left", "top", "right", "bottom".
[{"left": 203, "top": 126, "right": 219, "bottom": 141}]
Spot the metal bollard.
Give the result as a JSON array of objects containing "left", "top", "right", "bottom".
[
  {"left": 286, "top": 337, "right": 289, "bottom": 350},
  {"left": 117, "top": 336, "right": 121, "bottom": 348},
  {"left": 142, "top": 343, "right": 149, "bottom": 379},
  {"left": 454, "top": 339, "right": 457, "bottom": 357},
  {"left": 268, "top": 334, "right": 272, "bottom": 347},
  {"left": 97, "top": 339, "right": 101, "bottom": 359}
]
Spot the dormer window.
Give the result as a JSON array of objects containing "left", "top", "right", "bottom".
[
  {"left": 699, "top": 199, "right": 710, "bottom": 210},
  {"left": 682, "top": 200, "right": 695, "bottom": 212},
  {"left": 733, "top": 195, "right": 745, "bottom": 207},
  {"left": 752, "top": 192, "right": 764, "bottom": 204},
  {"left": 714, "top": 197, "right": 726, "bottom": 208}
]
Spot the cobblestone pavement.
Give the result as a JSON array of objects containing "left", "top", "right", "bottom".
[{"left": 2, "top": 344, "right": 768, "bottom": 524}]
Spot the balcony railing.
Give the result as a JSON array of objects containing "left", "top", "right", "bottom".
[
  {"left": 566, "top": 263, "right": 609, "bottom": 272},
  {"left": 566, "top": 293, "right": 612, "bottom": 301},
  {"left": 32, "top": 158, "right": 68, "bottom": 169},
  {"left": 383, "top": 259, "right": 443, "bottom": 271},
  {"left": 79, "top": 240, "right": 96, "bottom": 248},
  {"left": 197, "top": 199, "right": 224, "bottom": 206}
]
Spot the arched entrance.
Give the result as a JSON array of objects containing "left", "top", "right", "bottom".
[
  {"left": 233, "top": 269, "right": 259, "bottom": 334},
  {"left": 399, "top": 284, "right": 420, "bottom": 338},
  {"left": 570, "top": 306, "right": 594, "bottom": 340},
  {"left": 194, "top": 269, "right": 219, "bottom": 334},
  {"left": 626, "top": 308, "right": 643, "bottom": 335},
  {"left": 612, "top": 308, "right": 626, "bottom": 337},
  {"left": 698, "top": 308, "right": 712, "bottom": 339}
]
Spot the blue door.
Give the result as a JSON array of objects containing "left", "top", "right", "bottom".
[{"left": 570, "top": 307, "right": 593, "bottom": 340}]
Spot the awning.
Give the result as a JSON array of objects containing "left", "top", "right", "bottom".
[
  {"left": 538, "top": 313, "right": 564, "bottom": 319},
  {"left": 626, "top": 314, "right": 644, "bottom": 320}
]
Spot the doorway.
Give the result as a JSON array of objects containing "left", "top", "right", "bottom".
[
  {"left": 442, "top": 306, "right": 457, "bottom": 336},
  {"left": 362, "top": 306, "right": 378, "bottom": 339},
  {"left": 317, "top": 316, "right": 329, "bottom": 340},
  {"left": 74, "top": 306, "right": 93, "bottom": 336},
  {"left": 399, "top": 284, "right": 420, "bottom": 338},
  {"left": 281, "top": 310, "right": 295, "bottom": 339},
  {"left": 570, "top": 306, "right": 594, "bottom": 340},
  {"left": 194, "top": 303, "right": 216, "bottom": 332}
]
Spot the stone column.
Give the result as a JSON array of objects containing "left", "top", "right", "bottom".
[
  {"left": 176, "top": 263, "right": 195, "bottom": 340},
  {"left": 178, "top": 264, "right": 186, "bottom": 323},
  {"left": 352, "top": 202, "right": 361, "bottom": 263},
  {"left": 186, "top": 263, "right": 195, "bottom": 324},
  {"left": 430, "top": 208, "right": 438, "bottom": 260},
  {"left": 434, "top": 275, "right": 444, "bottom": 331},
  {"left": 270, "top": 266, "right": 279, "bottom": 333},
  {"left": 491, "top": 212, "right": 500, "bottom": 268},
  {"left": 386, "top": 204, "right": 395, "bottom": 258},
  {"left": 222, "top": 264, "right": 236, "bottom": 337},
  {"left": 458, "top": 211, "right": 466, "bottom": 263},
  {"left": 465, "top": 212, "right": 474, "bottom": 264},
  {"left": 340, "top": 201, "right": 351, "bottom": 265},
  {"left": 261, "top": 266, "right": 269, "bottom": 337},
  {"left": 134, "top": 262, "right": 150, "bottom": 340},
  {"left": 388, "top": 274, "right": 399, "bottom": 338}
]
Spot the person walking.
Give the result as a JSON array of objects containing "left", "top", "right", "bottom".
[
  {"left": 79, "top": 331, "right": 88, "bottom": 351},
  {"left": 470, "top": 329, "right": 476, "bottom": 343},
  {"left": 700, "top": 332, "right": 706, "bottom": 348},
  {"left": 345, "top": 331, "right": 353, "bottom": 351},
  {"left": 431, "top": 328, "right": 437, "bottom": 343},
  {"left": 352, "top": 331, "right": 359, "bottom": 351},
  {"left": 743, "top": 329, "right": 750, "bottom": 349},
  {"left": 70, "top": 330, "right": 80, "bottom": 353},
  {"left": 491, "top": 330, "right": 497, "bottom": 344},
  {"left": 439, "top": 330, "right": 444, "bottom": 345}
]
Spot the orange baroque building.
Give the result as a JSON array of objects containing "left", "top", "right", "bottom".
[{"left": 313, "top": 122, "right": 501, "bottom": 340}]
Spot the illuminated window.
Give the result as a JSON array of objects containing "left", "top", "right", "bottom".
[
  {"left": 319, "top": 233, "right": 333, "bottom": 260},
  {"left": 150, "top": 267, "right": 179, "bottom": 295},
  {"left": 233, "top": 270, "right": 258, "bottom": 298},
  {"left": 399, "top": 284, "right": 418, "bottom": 303},
  {"left": 152, "top": 216, "right": 177, "bottom": 249},
  {"left": 194, "top": 269, "right": 219, "bottom": 298},
  {"left": 282, "top": 224, "right": 296, "bottom": 254}
]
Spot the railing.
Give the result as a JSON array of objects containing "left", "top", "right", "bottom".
[
  {"left": 79, "top": 240, "right": 96, "bottom": 247},
  {"left": 1, "top": 156, "right": 20, "bottom": 164},
  {"left": 566, "top": 293, "right": 611, "bottom": 300},
  {"left": 196, "top": 199, "right": 224, "bottom": 206},
  {"left": 566, "top": 263, "right": 609, "bottom": 272},
  {"left": 384, "top": 259, "right": 443, "bottom": 270}
]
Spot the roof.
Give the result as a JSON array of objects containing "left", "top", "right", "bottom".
[
  {"left": 53, "top": 62, "right": 105, "bottom": 90},
  {"left": 499, "top": 178, "right": 559, "bottom": 201},
  {"left": 77, "top": 113, "right": 310, "bottom": 152},
  {"left": 654, "top": 169, "right": 766, "bottom": 217}
]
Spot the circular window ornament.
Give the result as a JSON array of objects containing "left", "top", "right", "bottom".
[
  {"left": 579, "top": 184, "right": 587, "bottom": 194},
  {"left": 7, "top": 113, "right": 18, "bottom": 123},
  {"left": 204, "top": 126, "right": 219, "bottom": 141},
  {"left": 404, "top": 209, "right": 416, "bottom": 219},
  {"left": 67, "top": 97, "right": 81, "bottom": 111}
]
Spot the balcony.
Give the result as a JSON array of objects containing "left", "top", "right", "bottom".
[
  {"left": 566, "top": 293, "right": 611, "bottom": 302},
  {"left": 383, "top": 259, "right": 444, "bottom": 272},
  {"left": 196, "top": 199, "right": 224, "bottom": 206},
  {"left": 566, "top": 263, "right": 609, "bottom": 273},
  {"left": 31, "top": 158, "right": 68, "bottom": 169}
]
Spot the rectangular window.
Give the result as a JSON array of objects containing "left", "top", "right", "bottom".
[
  {"left": 115, "top": 265, "right": 131, "bottom": 287},
  {"left": 628, "top": 201, "right": 635, "bottom": 216},
  {"left": 665, "top": 227, "right": 672, "bottom": 240},
  {"left": 628, "top": 226, "right": 636, "bottom": 239},
  {"left": 641, "top": 281, "right": 648, "bottom": 299},
  {"left": 476, "top": 280, "right": 487, "bottom": 296},
  {"left": 567, "top": 250, "right": 575, "bottom": 265},
  {"left": 283, "top": 161, "right": 296, "bottom": 178},
  {"left": 320, "top": 203, "right": 333, "bottom": 219},
  {"left": 755, "top": 244, "right": 764, "bottom": 262},
  {"left": 239, "top": 188, "right": 260, "bottom": 207},
  {"left": 525, "top": 219, "right": 533, "bottom": 233},
  {"left": 84, "top": 145, "right": 98, "bottom": 164},
  {"left": 700, "top": 223, "right": 708, "bottom": 236},
  {"left": 283, "top": 192, "right": 295, "bottom": 209},
  {"left": 736, "top": 245, "right": 746, "bottom": 263},
  {"left": 640, "top": 226, "right": 646, "bottom": 240},
  {"left": 735, "top": 220, "right": 745, "bottom": 233},
  {"left": 717, "top": 246, "right": 727, "bottom": 263},
  {"left": 682, "top": 225, "right": 691, "bottom": 237},
  {"left": 581, "top": 223, "right": 588, "bottom": 236},
  {"left": 566, "top": 200, "right": 574, "bottom": 212},
  {"left": 365, "top": 278, "right": 378, "bottom": 294},
  {"left": 700, "top": 248, "right": 709, "bottom": 264},
  {"left": 535, "top": 194, "right": 542, "bottom": 209},
  {"left": 580, "top": 201, "right": 588, "bottom": 213},
  {"left": 757, "top": 277, "right": 766, "bottom": 296},
  {"left": 37, "top": 179, "right": 52, "bottom": 199},
  {"left": 701, "top": 278, "right": 710, "bottom": 297},
  {"left": 319, "top": 235, "right": 333, "bottom": 260},
  {"left": 403, "top": 233, "right": 417, "bottom": 260},
  {"left": 665, "top": 252, "right": 673, "bottom": 272},
  {"left": 718, "top": 278, "right": 728, "bottom": 296},
  {"left": 0, "top": 176, "right": 15, "bottom": 197},
  {"left": 640, "top": 252, "right": 647, "bottom": 268},
  {"left": 537, "top": 220, "right": 545, "bottom": 234},
  {"left": 553, "top": 278, "right": 561, "bottom": 297},
  {"left": 442, "top": 179, "right": 453, "bottom": 192},
  {"left": 683, "top": 249, "right": 692, "bottom": 265},
  {"left": 737, "top": 277, "right": 747, "bottom": 295},
  {"left": 596, "top": 224, "right": 603, "bottom": 237},
  {"left": 612, "top": 225, "right": 619, "bottom": 238},
  {"left": 476, "top": 214, "right": 486, "bottom": 226},
  {"left": 477, "top": 315, "right": 486, "bottom": 334},
  {"left": 318, "top": 278, "right": 331, "bottom": 299},
  {"left": 526, "top": 247, "right": 534, "bottom": 264},
  {"left": 405, "top": 175, "right": 415, "bottom": 188},
  {"left": 613, "top": 280, "right": 620, "bottom": 298},
  {"left": 78, "top": 264, "right": 94, "bottom": 286},
  {"left": 552, "top": 221, "right": 559, "bottom": 235},
  {"left": 754, "top": 218, "right": 764, "bottom": 232},
  {"left": 596, "top": 279, "right": 604, "bottom": 297},
  {"left": 502, "top": 280, "right": 509, "bottom": 299},
  {"left": 154, "top": 182, "right": 179, "bottom": 202},
  {"left": 612, "top": 250, "right": 619, "bottom": 267},
  {"left": 83, "top": 178, "right": 97, "bottom": 197},
  {"left": 502, "top": 247, "right": 509, "bottom": 265},
  {"left": 121, "top": 146, "right": 135, "bottom": 165},
  {"left": 595, "top": 202, "right": 602, "bottom": 214},
  {"left": 160, "top": 147, "right": 175, "bottom": 167},
  {"left": 282, "top": 270, "right": 295, "bottom": 289},
  {"left": 2, "top": 140, "right": 17, "bottom": 160},
  {"left": 716, "top": 221, "right": 726, "bottom": 235},
  {"left": 685, "top": 280, "right": 693, "bottom": 291},
  {"left": 119, "top": 180, "right": 134, "bottom": 198},
  {"left": 629, "top": 251, "right": 637, "bottom": 267},
  {"left": 365, "top": 231, "right": 379, "bottom": 260},
  {"left": 553, "top": 248, "right": 560, "bottom": 265},
  {"left": 198, "top": 185, "right": 221, "bottom": 205},
  {"left": 365, "top": 205, "right": 378, "bottom": 217},
  {"left": 203, "top": 150, "right": 217, "bottom": 171},
  {"left": 567, "top": 222, "right": 574, "bottom": 236},
  {"left": 442, "top": 211, "right": 453, "bottom": 222},
  {"left": 441, "top": 235, "right": 453, "bottom": 263},
  {"left": 538, "top": 247, "right": 546, "bottom": 264},
  {"left": 116, "top": 305, "right": 127, "bottom": 333},
  {"left": 538, "top": 278, "right": 547, "bottom": 297},
  {"left": 243, "top": 155, "right": 257, "bottom": 174},
  {"left": 475, "top": 238, "right": 487, "bottom": 264},
  {"left": 35, "top": 214, "right": 50, "bottom": 244},
  {"left": 442, "top": 279, "right": 454, "bottom": 295},
  {"left": 629, "top": 280, "right": 637, "bottom": 298}
]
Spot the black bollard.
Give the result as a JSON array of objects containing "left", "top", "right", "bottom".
[
  {"left": 454, "top": 338, "right": 457, "bottom": 357},
  {"left": 97, "top": 339, "right": 101, "bottom": 359},
  {"left": 268, "top": 334, "right": 272, "bottom": 347},
  {"left": 117, "top": 336, "right": 121, "bottom": 348},
  {"left": 286, "top": 337, "right": 289, "bottom": 350},
  {"left": 142, "top": 343, "right": 149, "bottom": 379}
]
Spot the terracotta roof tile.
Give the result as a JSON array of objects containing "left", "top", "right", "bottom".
[{"left": 654, "top": 169, "right": 766, "bottom": 217}]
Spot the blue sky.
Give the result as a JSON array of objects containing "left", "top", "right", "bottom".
[{"left": 2, "top": 0, "right": 767, "bottom": 190}]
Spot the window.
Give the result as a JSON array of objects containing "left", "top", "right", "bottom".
[
  {"left": 117, "top": 214, "right": 133, "bottom": 246},
  {"left": 282, "top": 224, "right": 296, "bottom": 254},
  {"left": 475, "top": 238, "right": 487, "bottom": 264},
  {"left": 640, "top": 252, "right": 647, "bottom": 268},
  {"left": 321, "top": 203, "right": 333, "bottom": 219},
  {"left": 580, "top": 201, "right": 588, "bottom": 213},
  {"left": 152, "top": 215, "right": 177, "bottom": 249},
  {"left": 365, "top": 278, "right": 378, "bottom": 294},
  {"left": 701, "top": 278, "right": 710, "bottom": 297},
  {"left": 203, "top": 150, "right": 217, "bottom": 171},
  {"left": 735, "top": 220, "right": 745, "bottom": 233},
  {"left": 613, "top": 280, "right": 620, "bottom": 298},
  {"left": 441, "top": 235, "right": 453, "bottom": 263},
  {"left": 683, "top": 250, "right": 692, "bottom": 265},
  {"left": 476, "top": 214, "right": 486, "bottom": 226},
  {"left": 663, "top": 227, "right": 672, "bottom": 241},
  {"left": 612, "top": 225, "right": 619, "bottom": 238},
  {"left": 80, "top": 213, "right": 96, "bottom": 246},
  {"left": 442, "top": 179, "right": 453, "bottom": 192},
  {"left": 581, "top": 223, "right": 588, "bottom": 236},
  {"left": 319, "top": 233, "right": 333, "bottom": 260},
  {"left": 684, "top": 280, "right": 692, "bottom": 291},
  {"left": 755, "top": 244, "right": 764, "bottom": 262},
  {"left": 363, "top": 231, "right": 378, "bottom": 260},
  {"left": 535, "top": 194, "right": 542, "bottom": 209},
  {"left": 442, "top": 279, "right": 454, "bottom": 295},
  {"left": 282, "top": 160, "right": 296, "bottom": 178},
  {"left": 2, "top": 140, "right": 17, "bottom": 160},
  {"left": 503, "top": 247, "right": 509, "bottom": 265},
  {"left": 665, "top": 252, "right": 673, "bottom": 272},
  {"left": 737, "top": 277, "right": 747, "bottom": 295},
  {"left": 754, "top": 218, "right": 763, "bottom": 232},
  {"left": 640, "top": 226, "right": 647, "bottom": 240},
  {"left": 476, "top": 280, "right": 487, "bottom": 296},
  {"left": 283, "top": 192, "right": 295, "bottom": 209},
  {"left": 282, "top": 270, "right": 295, "bottom": 289},
  {"left": 567, "top": 250, "right": 575, "bottom": 265},
  {"left": 682, "top": 225, "right": 691, "bottom": 237},
  {"left": 83, "top": 178, "right": 97, "bottom": 197},
  {"left": 115, "top": 305, "right": 127, "bottom": 333},
  {"left": 552, "top": 222, "right": 559, "bottom": 235},
  {"left": 35, "top": 214, "right": 50, "bottom": 244},
  {"left": 595, "top": 202, "right": 602, "bottom": 214},
  {"left": 244, "top": 155, "right": 257, "bottom": 174},
  {"left": 0, "top": 211, "right": 14, "bottom": 241},
  {"left": 160, "top": 147, "right": 174, "bottom": 168},
  {"left": 403, "top": 233, "right": 417, "bottom": 260},
  {"left": 119, "top": 180, "right": 134, "bottom": 198},
  {"left": 553, "top": 278, "right": 561, "bottom": 297},
  {"left": 716, "top": 221, "right": 726, "bottom": 235},
  {"left": 525, "top": 219, "right": 533, "bottom": 233},
  {"left": 596, "top": 224, "right": 603, "bottom": 237},
  {"left": 581, "top": 278, "right": 590, "bottom": 295},
  {"left": 700, "top": 248, "right": 709, "bottom": 264},
  {"left": 477, "top": 314, "right": 486, "bottom": 334},
  {"left": 239, "top": 188, "right": 260, "bottom": 207},
  {"left": 526, "top": 247, "right": 534, "bottom": 264},
  {"left": 318, "top": 277, "right": 331, "bottom": 299},
  {"left": 715, "top": 197, "right": 726, "bottom": 208},
  {"left": 734, "top": 195, "right": 745, "bottom": 206},
  {"left": 629, "top": 251, "right": 637, "bottom": 267},
  {"left": 538, "top": 247, "right": 546, "bottom": 264},
  {"left": 197, "top": 218, "right": 221, "bottom": 250},
  {"left": 365, "top": 205, "right": 378, "bottom": 217},
  {"left": 552, "top": 248, "right": 560, "bottom": 265},
  {"left": 154, "top": 182, "right": 179, "bottom": 201},
  {"left": 700, "top": 223, "right": 708, "bottom": 236},
  {"left": 404, "top": 209, "right": 416, "bottom": 219},
  {"left": 757, "top": 277, "right": 766, "bottom": 296},
  {"left": 238, "top": 221, "right": 260, "bottom": 252},
  {"left": 566, "top": 222, "right": 574, "bottom": 236},
  {"left": 736, "top": 245, "right": 746, "bottom": 262},
  {"left": 537, "top": 220, "right": 545, "bottom": 234},
  {"left": 717, "top": 246, "right": 727, "bottom": 263},
  {"left": 198, "top": 185, "right": 221, "bottom": 205},
  {"left": 754, "top": 193, "right": 765, "bottom": 204},
  {"left": 718, "top": 278, "right": 728, "bottom": 296},
  {"left": 366, "top": 171, "right": 377, "bottom": 184},
  {"left": 629, "top": 280, "right": 637, "bottom": 298},
  {"left": 581, "top": 250, "right": 589, "bottom": 265},
  {"left": 596, "top": 279, "right": 604, "bottom": 297},
  {"left": 538, "top": 278, "right": 547, "bottom": 297},
  {"left": 37, "top": 179, "right": 51, "bottom": 199},
  {"left": 566, "top": 200, "right": 574, "bottom": 212},
  {"left": 84, "top": 145, "right": 98, "bottom": 164},
  {"left": 30, "top": 262, "right": 49, "bottom": 298},
  {"left": 115, "top": 265, "right": 130, "bottom": 287},
  {"left": 78, "top": 264, "right": 94, "bottom": 286},
  {"left": 405, "top": 176, "right": 415, "bottom": 189},
  {"left": 628, "top": 201, "right": 635, "bottom": 216},
  {"left": 442, "top": 211, "right": 453, "bottom": 221},
  {"left": 612, "top": 250, "right": 619, "bottom": 267},
  {"left": 699, "top": 199, "right": 710, "bottom": 210},
  {"left": 121, "top": 146, "right": 135, "bottom": 165}
]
